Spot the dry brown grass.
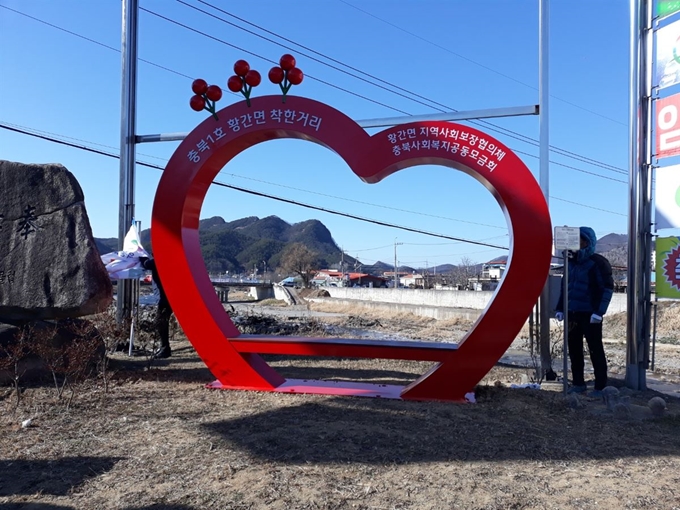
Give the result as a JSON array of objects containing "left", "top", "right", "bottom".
[{"left": 2, "top": 303, "right": 680, "bottom": 509}]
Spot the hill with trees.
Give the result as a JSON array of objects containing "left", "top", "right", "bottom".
[
  {"left": 95, "top": 215, "right": 350, "bottom": 276},
  {"left": 95, "top": 218, "right": 630, "bottom": 280}
]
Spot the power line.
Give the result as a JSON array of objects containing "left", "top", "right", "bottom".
[
  {"left": 138, "top": 6, "right": 410, "bottom": 115},
  {"left": 0, "top": 121, "right": 629, "bottom": 219},
  {"left": 344, "top": 235, "right": 509, "bottom": 254},
  {"left": 551, "top": 196, "right": 627, "bottom": 216},
  {"left": 6, "top": 119, "right": 623, "bottom": 227},
  {"left": 177, "top": 0, "right": 442, "bottom": 113},
  {"left": 0, "top": 122, "right": 510, "bottom": 249},
  {"left": 338, "top": 0, "right": 627, "bottom": 128},
  {"left": 1, "top": 4, "right": 628, "bottom": 181},
  {"left": 0, "top": 4, "right": 197, "bottom": 82},
  {"left": 510, "top": 147, "right": 627, "bottom": 182},
  {"left": 183, "top": 0, "right": 627, "bottom": 174},
  {"left": 2, "top": 122, "right": 508, "bottom": 230},
  {"left": 217, "top": 172, "right": 508, "bottom": 229}
]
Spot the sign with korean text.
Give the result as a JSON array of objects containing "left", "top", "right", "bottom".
[
  {"left": 658, "top": 0, "right": 680, "bottom": 19},
  {"left": 655, "top": 92, "right": 680, "bottom": 158},
  {"left": 656, "top": 236, "right": 680, "bottom": 298},
  {"left": 655, "top": 164, "right": 680, "bottom": 228},
  {"left": 554, "top": 226, "right": 580, "bottom": 251},
  {"left": 152, "top": 93, "right": 553, "bottom": 403},
  {"left": 655, "top": 19, "right": 680, "bottom": 89}
]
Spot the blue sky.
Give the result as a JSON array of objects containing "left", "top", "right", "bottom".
[{"left": 0, "top": 0, "right": 645, "bottom": 269}]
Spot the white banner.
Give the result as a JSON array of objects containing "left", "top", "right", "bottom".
[
  {"left": 656, "top": 165, "right": 680, "bottom": 229},
  {"left": 655, "top": 20, "right": 680, "bottom": 89},
  {"left": 100, "top": 223, "right": 150, "bottom": 279}
]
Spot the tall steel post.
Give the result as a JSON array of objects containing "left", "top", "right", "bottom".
[
  {"left": 393, "top": 238, "right": 401, "bottom": 289},
  {"left": 538, "top": 0, "right": 554, "bottom": 377},
  {"left": 626, "top": 0, "right": 652, "bottom": 390},
  {"left": 117, "top": 0, "right": 139, "bottom": 323}
]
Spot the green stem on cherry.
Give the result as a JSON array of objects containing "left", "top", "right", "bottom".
[
  {"left": 204, "top": 96, "right": 219, "bottom": 121},
  {"left": 280, "top": 76, "right": 291, "bottom": 103}
]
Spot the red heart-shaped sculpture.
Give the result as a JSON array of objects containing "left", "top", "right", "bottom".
[{"left": 152, "top": 95, "right": 552, "bottom": 402}]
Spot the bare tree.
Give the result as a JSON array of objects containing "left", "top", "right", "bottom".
[
  {"left": 280, "top": 243, "right": 319, "bottom": 287},
  {"left": 459, "top": 256, "right": 477, "bottom": 284},
  {"left": 450, "top": 256, "right": 477, "bottom": 289}
]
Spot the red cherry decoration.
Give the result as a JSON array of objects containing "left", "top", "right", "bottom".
[
  {"left": 279, "top": 54, "right": 296, "bottom": 71},
  {"left": 190, "top": 95, "right": 206, "bottom": 111},
  {"left": 205, "top": 85, "right": 223, "bottom": 101},
  {"left": 244, "top": 70, "right": 261, "bottom": 87},
  {"left": 191, "top": 79, "right": 208, "bottom": 95},
  {"left": 268, "top": 67, "right": 284, "bottom": 84},
  {"left": 233, "top": 60, "right": 250, "bottom": 77},
  {"left": 227, "top": 75, "right": 243, "bottom": 92},
  {"left": 287, "top": 67, "right": 304, "bottom": 85}
]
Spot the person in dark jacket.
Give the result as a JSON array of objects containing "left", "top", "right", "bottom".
[
  {"left": 139, "top": 256, "right": 173, "bottom": 359},
  {"left": 555, "top": 227, "right": 614, "bottom": 397}
]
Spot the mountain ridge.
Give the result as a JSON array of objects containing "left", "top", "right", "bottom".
[{"left": 94, "top": 216, "right": 629, "bottom": 275}]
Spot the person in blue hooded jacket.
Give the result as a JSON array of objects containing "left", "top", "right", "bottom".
[{"left": 555, "top": 227, "right": 614, "bottom": 397}]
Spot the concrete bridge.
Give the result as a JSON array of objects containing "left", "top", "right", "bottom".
[
  {"left": 210, "top": 276, "right": 275, "bottom": 302},
  {"left": 210, "top": 276, "right": 273, "bottom": 288}
]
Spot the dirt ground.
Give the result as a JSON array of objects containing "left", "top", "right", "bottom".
[{"left": 2, "top": 294, "right": 680, "bottom": 510}]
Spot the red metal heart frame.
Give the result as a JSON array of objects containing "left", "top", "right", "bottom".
[{"left": 152, "top": 95, "right": 552, "bottom": 402}]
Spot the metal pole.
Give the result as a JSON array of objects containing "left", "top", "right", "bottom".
[
  {"left": 562, "top": 249, "right": 569, "bottom": 395},
  {"left": 117, "top": 0, "right": 139, "bottom": 324},
  {"left": 641, "top": 0, "right": 654, "bottom": 377},
  {"left": 651, "top": 294, "right": 658, "bottom": 371},
  {"left": 135, "top": 105, "right": 540, "bottom": 144},
  {"left": 538, "top": 0, "right": 553, "bottom": 378},
  {"left": 394, "top": 238, "right": 398, "bottom": 289},
  {"left": 626, "top": 0, "right": 650, "bottom": 390}
]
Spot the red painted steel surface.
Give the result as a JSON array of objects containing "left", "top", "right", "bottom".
[
  {"left": 151, "top": 95, "right": 552, "bottom": 402},
  {"left": 208, "top": 379, "right": 406, "bottom": 399},
  {"left": 230, "top": 335, "right": 457, "bottom": 361}
]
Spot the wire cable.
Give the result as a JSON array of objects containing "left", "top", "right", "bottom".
[
  {"left": 0, "top": 4, "right": 628, "bottom": 180},
  {"left": 138, "top": 6, "right": 410, "bottom": 115},
  {"left": 0, "top": 4, "right": 196, "bottom": 82},
  {"left": 184, "top": 0, "right": 627, "bottom": 174},
  {"left": 338, "top": 0, "right": 627, "bottom": 128},
  {"left": 0, "top": 122, "right": 512, "bottom": 249},
  {"left": 216, "top": 172, "right": 508, "bottom": 229},
  {"left": 0, "top": 122, "right": 628, "bottom": 219}
]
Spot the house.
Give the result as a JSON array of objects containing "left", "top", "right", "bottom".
[
  {"left": 401, "top": 273, "right": 425, "bottom": 289},
  {"left": 312, "top": 270, "right": 388, "bottom": 288},
  {"left": 468, "top": 256, "right": 507, "bottom": 291},
  {"left": 481, "top": 256, "right": 507, "bottom": 280},
  {"left": 311, "top": 269, "right": 344, "bottom": 287},
  {"left": 383, "top": 271, "right": 411, "bottom": 288},
  {"left": 347, "top": 273, "right": 388, "bottom": 288}
]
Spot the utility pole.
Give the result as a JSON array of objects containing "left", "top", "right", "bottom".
[
  {"left": 117, "top": 0, "right": 139, "bottom": 324},
  {"left": 537, "top": 0, "right": 553, "bottom": 378},
  {"left": 626, "top": 0, "right": 652, "bottom": 390},
  {"left": 394, "top": 238, "right": 403, "bottom": 288}
]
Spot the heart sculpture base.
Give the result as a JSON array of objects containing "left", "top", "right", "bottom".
[
  {"left": 152, "top": 95, "right": 552, "bottom": 403},
  {"left": 203, "top": 333, "right": 463, "bottom": 401},
  {"left": 208, "top": 380, "right": 407, "bottom": 400}
]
